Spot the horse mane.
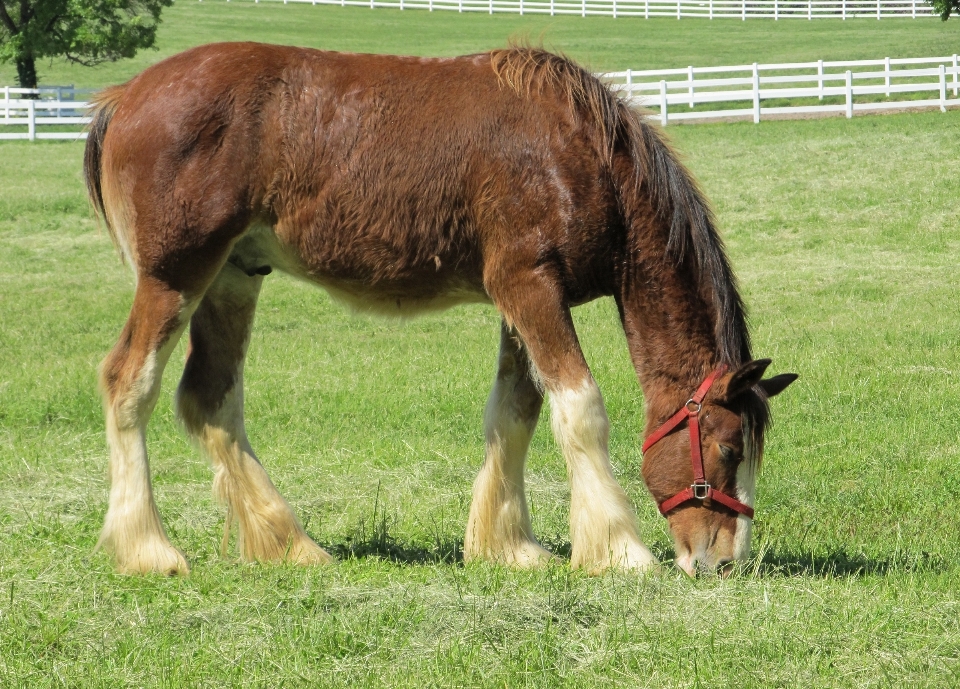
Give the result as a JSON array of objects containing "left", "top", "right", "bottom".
[
  {"left": 489, "top": 47, "right": 770, "bottom": 450},
  {"left": 490, "top": 47, "right": 751, "bottom": 367}
]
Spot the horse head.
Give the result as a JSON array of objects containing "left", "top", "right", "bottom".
[{"left": 642, "top": 359, "right": 797, "bottom": 576}]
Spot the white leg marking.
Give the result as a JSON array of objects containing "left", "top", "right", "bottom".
[
  {"left": 465, "top": 368, "right": 551, "bottom": 567},
  {"left": 550, "top": 380, "right": 657, "bottom": 573},
  {"left": 180, "top": 382, "right": 331, "bottom": 565},
  {"left": 99, "top": 337, "right": 189, "bottom": 575}
]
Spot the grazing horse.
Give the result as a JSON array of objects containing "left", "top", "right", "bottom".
[{"left": 83, "top": 42, "right": 796, "bottom": 577}]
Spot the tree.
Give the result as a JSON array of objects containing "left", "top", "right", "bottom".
[
  {"left": 929, "top": 0, "right": 960, "bottom": 18},
  {"left": 0, "top": 0, "right": 172, "bottom": 89}
]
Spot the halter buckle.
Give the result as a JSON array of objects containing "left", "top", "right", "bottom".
[{"left": 691, "top": 482, "right": 711, "bottom": 500}]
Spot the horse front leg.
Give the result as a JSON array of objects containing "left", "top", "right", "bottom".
[
  {"left": 492, "top": 272, "right": 658, "bottom": 574},
  {"left": 464, "top": 320, "right": 553, "bottom": 567},
  {"left": 174, "top": 262, "right": 331, "bottom": 566}
]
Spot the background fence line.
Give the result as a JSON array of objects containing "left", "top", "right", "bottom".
[
  {"left": 3, "top": 55, "right": 958, "bottom": 140},
  {"left": 255, "top": 0, "right": 936, "bottom": 19},
  {"left": 608, "top": 55, "right": 960, "bottom": 124}
]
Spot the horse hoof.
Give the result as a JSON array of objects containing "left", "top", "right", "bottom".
[
  {"left": 287, "top": 535, "right": 334, "bottom": 566},
  {"left": 114, "top": 542, "right": 190, "bottom": 577}
]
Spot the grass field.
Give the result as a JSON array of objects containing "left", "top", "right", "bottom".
[{"left": 3, "top": 4, "right": 960, "bottom": 688}]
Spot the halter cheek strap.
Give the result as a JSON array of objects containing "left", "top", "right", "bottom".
[{"left": 641, "top": 367, "right": 755, "bottom": 520}]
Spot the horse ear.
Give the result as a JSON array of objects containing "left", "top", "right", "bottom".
[
  {"left": 724, "top": 359, "right": 771, "bottom": 400},
  {"left": 757, "top": 373, "right": 798, "bottom": 398}
]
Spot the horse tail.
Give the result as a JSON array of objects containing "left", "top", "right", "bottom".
[
  {"left": 83, "top": 85, "right": 127, "bottom": 261},
  {"left": 609, "top": 91, "right": 752, "bottom": 367}
]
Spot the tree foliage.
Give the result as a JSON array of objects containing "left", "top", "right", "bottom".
[
  {"left": 928, "top": 0, "right": 960, "bottom": 18},
  {"left": 0, "top": 0, "right": 172, "bottom": 88}
]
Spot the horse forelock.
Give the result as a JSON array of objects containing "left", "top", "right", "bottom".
[{"left": 741, "top": 388, "right": 771, "bottom": 472}]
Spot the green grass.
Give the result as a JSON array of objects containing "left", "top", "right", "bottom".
[
  {"left": 2, "top": 109, "right": 960, "bottom": 686},
  {"left": 3, "top": 4, "right": 960, "bottom": 687},
  {"left": 3, "top": 1, "right": 959, "bottom": 88}
]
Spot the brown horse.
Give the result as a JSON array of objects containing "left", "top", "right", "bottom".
[{"left": 83, "top": 42, "right": 796, "bottom": 577}]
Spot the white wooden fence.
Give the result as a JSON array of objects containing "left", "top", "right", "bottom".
[
  {"left": 0, "top": 87, "right": 92, "bottom": 141},
  {"left": 267, "top": 0, "right": 935, "bottom": 19},
  {"left": 607, "top": 55, "right": 960, "bottom": 124},
  {"left": 2, "top": 55, "right": 958, "bottom": 140}
]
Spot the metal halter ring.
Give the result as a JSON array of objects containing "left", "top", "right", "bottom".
[
  {"left": 685, "top": 399, "right": 702, "bottom": 414},
  {"left": 691, "top": 483, "right": 711, "bottom": 500}
]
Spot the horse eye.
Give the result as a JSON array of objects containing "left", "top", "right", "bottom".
[{"left": 718, "top": 445, "right": 738, "bottom": 462}]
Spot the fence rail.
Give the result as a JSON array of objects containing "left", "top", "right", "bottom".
[
  {"left": 1, "top": 86, "right": 94, "bottom": 141},
  {"left": 605, "top": 55, "right": 960, "bottom": 123},
  {"left": 270, "top": 0, "right": 935, "bottom": 18},
  {"left": 3, "top": 55, "right": 959, "bottom": 140}
]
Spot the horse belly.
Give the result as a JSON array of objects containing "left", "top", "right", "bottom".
[{"left": 229, "top": 223, "right": 491, "bottom": 317}]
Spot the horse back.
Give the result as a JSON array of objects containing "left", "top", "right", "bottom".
[{"left": 96, "top": 43, "right": 623, "bottom": 307}]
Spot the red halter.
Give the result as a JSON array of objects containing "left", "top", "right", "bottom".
[{"left": 641, "top": 367, "right": 755, "bottom": 519}]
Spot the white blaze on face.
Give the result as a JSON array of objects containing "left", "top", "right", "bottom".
[{"left": 734, "top": 421, "right": 759, "bottom": 561}]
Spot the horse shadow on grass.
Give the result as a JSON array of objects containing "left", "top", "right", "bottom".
[
  {"left": 315, "top": 519, "right": 950, "bottom": 576},
  {"left": 753, "top": 548, "right": 951, "bottom": 577},
  {"left": 315, "top": 510, "right": 575, "bottom": 566},
  {"left": 309, "top": 502, "right": 947, "bottom": 575}
]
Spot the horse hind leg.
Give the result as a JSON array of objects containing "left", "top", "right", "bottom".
[
  {"left": 465, "top": 320, "right": 553, "bottom": 567},
  {"left": 174, "top": 262, "right": 331, "bottom": 566},
  {"left": 98, "top": 277, "right": 196, "bottom": 575}
]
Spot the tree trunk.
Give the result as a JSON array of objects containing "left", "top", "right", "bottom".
[{"left": 16, "top": 55, "right": 38, "bottom": 90}]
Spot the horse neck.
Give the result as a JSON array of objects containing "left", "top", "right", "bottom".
[{"left": 617, "top": 224, "right": 723, "bottom": 427}]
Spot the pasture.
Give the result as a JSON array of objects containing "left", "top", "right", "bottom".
[{"left": 2, "top": 3, "right": 960, "bottom": 686}]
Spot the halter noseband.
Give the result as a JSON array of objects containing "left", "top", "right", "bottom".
[{"left": 641, "top": 367, "right": 755, "bottom": 520}]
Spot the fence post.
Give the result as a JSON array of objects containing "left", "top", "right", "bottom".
[
  {"left": 459, "top": 0, "right": 462, "bottom": 12},
  {"left": 582, "top": 0, "right": 586, "bottom": 17},
  {"left": 551, "top": 0, "right": 555, "bottom": 14},
  {"left": 774, "top": 0, "right": 778, "bottom": 20},
  {"left": 842, "top": 0, "right": 846, "bottom": 19},
  {"left": 612, "top": 0, "right": 616, "bottom": 17},
  {"left": 818, "top": 60, "right": 824, "bottom": 100},
  {"left": 752, "top": 63, "right": 760, "bottom": 123},
  {"left": 885, "top": 57, "right": 890, "bottom": 96},
  {"left": 645, "top": 0, "right": 648, "bottom": 18},
  {"left": 876, "top": 0, "right": 880, "bottom": 19},
  {"left": 3, "top": 86, "right": 8, "bottom": 121},
  {"left": 688, "top": 66, "right": 695, "bottom": 108},
  {"left": 710, "top": 0, "right": 713, "bottom": 19},
  {"left": 677, "top": 0, "right": 680, "bottom": 19},
  {"left": 660, "top": 80, "right": 668, "bottom": 126},
  {"left": 626, "top": 69, "right": 632, "bottom": 99},
  {"left": 912, "top": 0, "right": 916, "bottom": 18},
  {"left": 808, "top": 0, "right": 811, "bottom": 19},
  {"left": 490, "top": 0, "right": 494, "bottom": 14},
  {"left": 845, "top": 70, "right": 853, "bottom": 118},
  {"left": 940, "top": 65, "right": 947, "bottom": 112},
  {"left": 954, "top": 54, "right": 958, "bottom": 96},
  {"left": 741, "top": 0, "right": 745, "bottom": 20},
  {"left": 28, "top": 99, "right": 36, "bottom": 141}
]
